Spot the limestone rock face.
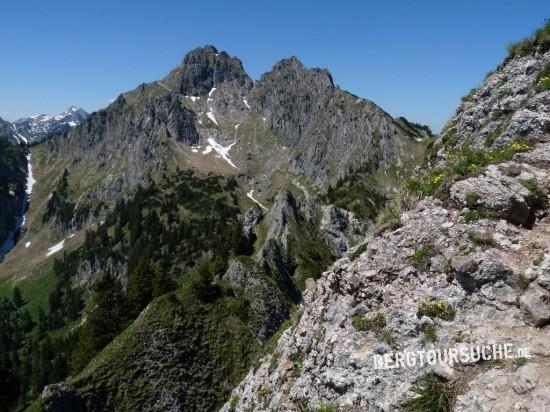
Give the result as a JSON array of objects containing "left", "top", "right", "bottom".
[{"left": 440, "top": 50, "right": 550, "bottom": 149}]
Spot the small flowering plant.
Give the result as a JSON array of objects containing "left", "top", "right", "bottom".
[
  {"left": 417, "top": 297, "right": 456, "bottom": 321},
  {"left": 537, "top": 75, "right": 550, "bottom": 92}
]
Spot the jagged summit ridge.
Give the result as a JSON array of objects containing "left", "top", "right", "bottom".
[{"left": 162, "top": 45, "right": 253, "bottom": 96}]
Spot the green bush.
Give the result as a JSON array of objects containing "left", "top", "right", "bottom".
[
  {"left": 352, "top": 313, "right": 386, "bottom": 332},
  {"left": 417, "top": 298, "right": 456, "bottom": 321},
  {"left": 229, "top": 395, "right": 240, "bottom": 411},
  {"left": 407, "top": 374, "right": 454, "bottom": 412}
]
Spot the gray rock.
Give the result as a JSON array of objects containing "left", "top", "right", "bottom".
[
  {"left": 450, "top": 165, "right": 533, "bottom": 226},
  {"left": 241, "top": 204, "right": 262, "bottom": 242},
  {"left": 520, "top": 284, "right": 550, "bottom": 327},
  {"left": 374, "top": 342, "right": 392, "bottom": 354},
  {"left": 452, "top": 252, "right": 513, "bottom": 293}
]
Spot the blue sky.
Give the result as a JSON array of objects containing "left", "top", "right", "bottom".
[{"left": 1, "top": 1, "right": 548, "bottom": 132}]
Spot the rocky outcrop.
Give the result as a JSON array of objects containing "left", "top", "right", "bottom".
[
  {"left": 440, "top": 50, "right": 550, "bottom": 149},
  {"left": 41, "top": 383, "right": 85, "bottom": 412},
  {"left": 450, "top": 161, "right": 548, "bottom": 226},
  {"left": 221, "top": 259, "right": 290, "bottom": 341},
  {"left": 319, "top": 205, "right": 364, "bottom": 257}
]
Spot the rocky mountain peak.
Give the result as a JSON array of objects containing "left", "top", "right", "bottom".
[
  {"left": 163, "top": 45, "right": 253, "bottom": 96},
  {"left": 263, "top": 56, "right": 334, "bottom": 89}
]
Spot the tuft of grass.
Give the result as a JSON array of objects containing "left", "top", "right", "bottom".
[
  {"left": 521, "top": 179, "right": 547, "bottom": 209},
  {"left": 352, "top": 313, "right": 386, "bottom": 332},
  {"left": 461, "top": 207, "right": 503, "bottom": 223},
  {"left": 515, "top": 357, "right": 527, "bottom": 370},
  {"left": 409, "top": 243, "right": 439, "bottom": 271},
  {"left": 376, "top": 329, "right": 396, "bottom": 346},
  {"left": 405, "top": 140, "right": 531, "bottom": 202},
  {"left": 407, "top": 374, "right": 455, "bottom": 412},
  {"left": 299, "top": 403, "right": 337, "bottom": 412},
  {"left": 291, "top": 350, "right": 304, "bottom": 369},
  {"left": 516, "top": 273, "right": 531, "bottom": 291},
  {"left": 376, "top": 205, "right": 400, "bottom": 229},
  {"left": 423, "top": 324, "right": 438, "bottom": 343},
  {"left": 468, "top": 231, "right": 497, "bottom": 248},
  {"left": 349, "top": 243, "right": 369, "bottom": 261},
  {"left": 229, "top": 395, "right": 240, "bottom": 411},
  {"left": 461, "top": 88, "right": 478, "bottom": 103},
  {"left": 417, "top": 298, "right": 456, "bottom": 321},
  {"left": 507, "top": 20, "right": 550, "bottom": 58}
]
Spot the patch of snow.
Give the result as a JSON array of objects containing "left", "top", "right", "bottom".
[
  {"left": 46, "top": 239, "right": 65, "bottom": 257},
  {"left": 206, "top": 110, "right": 218, "bottom": 125},
  {"left": 208, "top": 87, "right": 217, "bottom": 97},
  {"left": 235, "top": 124, "right": 240, "bottom": 130},
  {"left": 187, "top": 96, "right": 200, "bottom": 102},
  {"left": 202, "top": 145, "right": 213, "bottom": 155},
  {"left": 16, "top": 133, "right": 28, "bottom": 144},
  {"left": 247, "top": 190, "right": 268, "bottom": 211},
  {"left": 243, "top": 99, "right": 250, "bottom": 109},
  {"left": 26, "top": 154, "right": 36, "bottom": 196},
  {"left": 206, "top": 138, "right": 238, "bottom": 168},
  {"left": 25, "top": 242, "right": 31, "bottom": 248}
]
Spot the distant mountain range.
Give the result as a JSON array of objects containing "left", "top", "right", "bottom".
[
  {"left": 13, "top": 106, "right": 88, "bottom": 143},
  {"left": 0, "top": 107, "right": 88, "bottom": 144}
]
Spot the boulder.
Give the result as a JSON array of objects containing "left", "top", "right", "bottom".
[
  {"left": 451, "top": 253, "right": 513, "bottom": 293},
  {"left": 520, "top": 284, "right": 550, "bottom": 327},
  {"left": 450, "top": 164, "right": 533, "bottom": 226}
]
